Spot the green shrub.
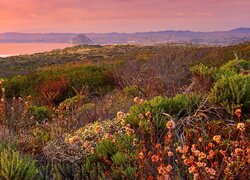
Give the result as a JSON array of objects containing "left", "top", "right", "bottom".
[
  {"left": 5, "top": 64, "right": 115, "bottom": 102},
  {"left": 84, "top": 134, "right": 138, "bottom": 179},
  {"left": 210, "top": 74, "right": 250, "bottom": 115},
  {"left": 28, "top": 106, "right": 49, "bottom": 122},
  {"left": 123, "top": 85, "right": 142, "bottom": 97},
  {"left": 126, "top": 94, "right": 201, "bottom": 127},
  {"left": 213, "top": 59, "right": 250, "bottom": 80},
  {"left": 0, "top": 148, "right": 39, "bottom": 180},
  {"left": 190, "top": 63, "right": 215, "bottom": 79}
]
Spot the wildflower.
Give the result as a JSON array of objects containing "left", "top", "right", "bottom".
[
  {"left": 208, "top": 142, "right": 215, "bottom": 148},
  {"left": 27, "top": 95, "right": 32, "bottom": 100},
  {"left": 193, "top": 173, "right": 199, "bottom": 180},
  {"left": 198, "top": 152, "right": 206, "bottom": 159},
  {"left": 155, "top": 143, "right": 161, "bottom": 149},
  {"left": 166, "top": 165, "right": 172, "bottom": 172},
  {"left": 134, "top": 97, "right": 139, "bottom": 103},
  {"left": 148, "top": 176, "right": 154, "bottom": 180},
  {"left": 139, "top": 152, "right": 144, "bottom": 159},
  {"left": 198, "top": 137, "right": 203, "bottom": 142},
  {"left": 94, "top": 126, "right": 101, "bottom": 133},
  {"left": 167, "top": 151, "right": 174, "bottom": 157},
  {"left": 205, "top": 167, "right": 216, "bottom": 176},
  {"left": 138, "top": 113, "right": 144, "bottom": 119},
  {"left": 235, "top": 148, "right": 243, "bottom": 155},
  {"left": 69, "top": 135, "right": 80, "bottom": 145},
  {"left": 237, "top": 122, "right": 245, "bottom": 131},
  {"left": 117, "top": 111, "right": 125, "bottom": 118},
  {"left": 0, "top": 79, "right": 4, "bottom": 86},
  {"left": 208, "top": 150, "right": 215, "bottom": 158},
  {"left": 145, "top": 111, "right": 151, "bottom": 118},
  {"left": 188, "top": 166, "right": 196, "bottom": 174},
  {"left": 181, "top": 155, "right": 186, "bottom": 159},
  {"left": 235, "top": 108, "right": 241, "bottom": 119},
  {"left": 220, "top": 150, "right": 226, "bottom": 156},
  {"left": 197, "top": 162, "right": 207, "bottom": 167},
  {"left": 158, "top": 164, "right": 165, "bottom": 175},
  {"left": 176, "top": 146, "right": 182, "bottom": 153},
  {"left": 164, "top": 146, "right": 170, "bottom": 152},
  {"left": 134, "top": 97, "right": 144, "bottom": 104},
  {"left": 184, "top": 159, "right": 190, "bottom": 165},
  {"left": 83, "top": 141, "right": 90, "bottom": 148},
  {"left": 213, "top": 135, "right": 221, "bottom": 144},
  {"left": 151, "top": 154, "right": 162, "bottom": 163},
  {"left": 166, "top": 120, "right": 175, "bottom": 129}
]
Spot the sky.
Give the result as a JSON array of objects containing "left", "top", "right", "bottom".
[{"left": 0, "top": 0, "right": 250, "bottom": 33}]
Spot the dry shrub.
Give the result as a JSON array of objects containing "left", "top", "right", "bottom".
[{"left": 39, "top": 76, "right": 70, "bottom": 105}]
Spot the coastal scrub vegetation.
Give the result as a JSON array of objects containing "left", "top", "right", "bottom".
[{"left": 0, "top": 42, "right": 250, "bottom": 179}]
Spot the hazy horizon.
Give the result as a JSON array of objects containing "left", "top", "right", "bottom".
[
  {"left": 0, "top": 0, "right": 250, "bottom": 33},
  {"left": 1, "top": 26, "right": 250, "bottom": 34}
]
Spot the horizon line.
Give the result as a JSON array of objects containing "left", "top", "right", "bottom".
[{"left": 1, "top": 27, "right": 250, "bottom": 35}]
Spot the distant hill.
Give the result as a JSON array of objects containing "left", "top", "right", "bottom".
[
  {"left": 71, "top": 34, "right": 94, "bottom": 44},
  {"left": 0, "top": 28, "right": 250, "bottom": 45}
]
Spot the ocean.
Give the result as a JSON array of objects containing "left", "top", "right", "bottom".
[{"left": 0, "top": 43, "right": 74, "bottom": 57}]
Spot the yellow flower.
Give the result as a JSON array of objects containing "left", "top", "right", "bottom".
[
  {"left": 213, "top": 135, "right": 221, "bottom": 144},
  {"left": 117, "top": 111, "right": 125, "bottom": 118},
  {"left": 69, "top": 135, "right": 80, "bottom": 145},
  {"left": 237, "top": 122, "right": 245, "bottom": 131},
  {"left": 145, "top": 111, "right": 151, "bottom": 118},
  {"left": 133, "top": 97, "right": 139, "bottom": 103},
  {"left": 166, "top": 120, "right": 175, "bottom": 129},
  {"left": 94, "top": 126, "right": 101, "bottom": 133}
]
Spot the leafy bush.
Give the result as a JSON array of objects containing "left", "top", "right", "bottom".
[
  {"left": 126, "top": 94, "right": 201, "bottom": 127},
  {"left": 123, "top": 85, "right": 142, "bottom": 97},
  {"left": 28, "top": 106, "right": 49, "bottom": 122},
  {"left": 190, "top": 63, "right": 214, "bottom": 79},
  {"left": 5, "top": 64, "right": 115, "bottom": 103},
  {"left": 210, "top": 74, "right": 250, "bottom": 115},
  {"left": 0, "top": 148, "right": 39, "bottom": 179}
]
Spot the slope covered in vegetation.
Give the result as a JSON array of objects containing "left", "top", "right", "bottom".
[{"left": 0, "top": 43, "right": 250, "bottom": 179}]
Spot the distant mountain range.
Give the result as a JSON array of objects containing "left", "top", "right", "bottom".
[{"left": 0, "top": 28, "right": 250, "bottom": 45}]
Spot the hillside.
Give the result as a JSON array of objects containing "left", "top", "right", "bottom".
[
  {"left": 1, "top": 28, "right": 250, "bottom": 45},
  {"left": 71, "top": 34, "right": 94, "bottom": 44},
  {"left": 0, "top": 43, "right": 250, "bottom": 179}
]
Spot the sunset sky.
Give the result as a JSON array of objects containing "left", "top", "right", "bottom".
[{"left": 0, "top": 0, "right": 249, "bottom": 33}]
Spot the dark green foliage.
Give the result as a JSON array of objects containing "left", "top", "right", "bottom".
[
  {"left": 126, "top": 94, "right": 201, "bottom": 127},
  {"left": 83, "top": 134, "right": 138, "bottom": 179},
  {"left": 0, "top": 148, "right": 39, "bottom": 180},
  {"left": 210, "top": 74, "right": 250, "bottom": 115},
  {"left": 28, "top": 106, "right": 49, "bottom": 122},
  {"left": 5, "top": 64, "right": 115, "bottom": 102}
]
